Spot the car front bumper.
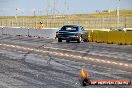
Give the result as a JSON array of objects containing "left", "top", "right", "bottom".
[{"left": 56, "top": 35, "right": 79, "bottom": 40}]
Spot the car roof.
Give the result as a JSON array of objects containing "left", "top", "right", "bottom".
[{"left": 63, "top": 24, "right": 81, "bottom": 27}]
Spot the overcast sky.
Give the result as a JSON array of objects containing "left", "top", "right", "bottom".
[{"left": 0, "top": 0, "right": 132, "bottom": 16}]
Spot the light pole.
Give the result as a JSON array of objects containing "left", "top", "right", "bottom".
[
  {"left": 15, "top": 8, "right": 18, "bottom": 26},
  {"left": 46, "top": 0, "right": 51, "bottom": 28},
  {"left": 117, "top": 0, "right": 120, "bottom": 28},
  {"left": 64, "top": 0, "right": 69, "bottom": 24},
  {"left": 15, "top": 8, "right": 20, "bottom": 27},
  {"left": 33, "top": 9, "right": 37, "bottom": 28}
]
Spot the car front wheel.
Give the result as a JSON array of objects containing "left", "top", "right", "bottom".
[
  {"left": 66, "top": 40, "right": 70, "bottom": 43},
  {"left": 58, "top": 38, "right": 62, "bottom": 42}
]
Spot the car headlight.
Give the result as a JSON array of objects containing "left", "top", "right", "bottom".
[{"left": 56, "top": 32, "right": 59, "bottom": 35}]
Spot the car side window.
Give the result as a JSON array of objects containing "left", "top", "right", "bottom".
[{"left": 80, "top": 26, "right": 84, "bottom": 31}]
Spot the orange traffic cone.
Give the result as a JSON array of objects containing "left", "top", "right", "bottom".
[{"left": 81, "top": 67, "right": 89, "bottom": 78}]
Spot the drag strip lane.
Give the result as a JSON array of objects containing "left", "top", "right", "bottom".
[
  {"left": 0, "top": 38, "right": 132, "bottom": 88},
  {"left": 0, "top": 48, "right": 131, "bottom": 88},
  {"left": 0, "top": 42, "right": 132, "bottom": 73},
  {"left": 0, "top": 35, "right": 132, "bottom": 61}
]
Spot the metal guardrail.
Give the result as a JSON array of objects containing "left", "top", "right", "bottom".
[{"left": 0, "top": 27, "right": 59, "bottom": 39}]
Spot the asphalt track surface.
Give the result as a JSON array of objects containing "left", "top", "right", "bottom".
[{"left": 0, "top": 35, "right": 132, "bottom": 88}]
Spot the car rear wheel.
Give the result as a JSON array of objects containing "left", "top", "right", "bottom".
[
  {"left": 58, "top": 38, "right": 62, "bottom": 42},
  {"left": 83, "top": 39, "right": 88, "bottom": 42}
]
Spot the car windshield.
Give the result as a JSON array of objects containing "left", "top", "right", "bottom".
[{"left": 61, "top": 26, "right": 78, "bottom": 32}]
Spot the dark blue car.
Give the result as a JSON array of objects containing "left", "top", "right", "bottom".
[{"left": 56, "top": 25, "right": 88, "bottom": 43}]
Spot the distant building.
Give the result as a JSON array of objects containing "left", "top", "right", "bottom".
[{"left": 96, "top": 9, "right": 113, "bottom": 13}]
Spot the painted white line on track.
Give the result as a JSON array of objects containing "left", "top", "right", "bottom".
[
  {"left": 112, "top": 62, "right": 118, "bottom": 65},
  {"left": 10, "top": 45, "right": 15, "bottom": 47},
  {"left": 95, "top": 59, "right": 100, "bottom": 62},
  {"left": 60, "top": 53, "right": 64, "bottom": 56},
  {"left": 106, "top": 61, "right": 111, "bottom": 64},
  {"left": 124, "top": 64, "right": 129, "bottom": 67},
  {"left": 16, "top": 46, "right": 21, "bottom": 49},
  {"left": 70, "top": 55, "right": 74, "bottom": 57},
  {"left": 39, "top": 50, "right": 43, "bottom": 52},
  {"left": 0, "top": 43, "right": 131, "bottom": 68},
  {"left": 64, "top": 54, "right": 69, "bottom": 57},
  {"left": 101, "top": 60, "right": 106, "bottom": 63},
  {"left": 119, "top": 63, "right": 123, "bottom": 66},
  {"left": 42, "top": 51, "right": 46, "bottom": 53},
  {"left": 88, "top": 58, "right": 95, "bottom": 61},
  {"left": 83, "top": 57, "right": 87, "bottom": 60}
]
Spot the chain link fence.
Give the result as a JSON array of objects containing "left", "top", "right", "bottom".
[{"left": 0, "top": 16, "right": 132, "bottom": 29}]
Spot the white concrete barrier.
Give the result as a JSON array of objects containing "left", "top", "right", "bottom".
[
  {"left": 29, "top": 29, "right": 38, "bottom": 37},
  {"left": 15, "top": 28, "right": 29, "bottom": 36},
  {"left": 6, "top": 28, "right": 16, "bottom": 35},
  {"left": 0, "top": 27, "right": 59, "bottom": 39},
  {"left": 36, "top": 29, "right": 58, "bottom": 39},
  {"left": 0, "top": 27, "right": 2, "bottom": 35},
  {"left": 2, "top": 27, "right": 9, "bottom": 35}
]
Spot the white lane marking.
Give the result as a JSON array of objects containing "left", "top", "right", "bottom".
[
  {"left": 79, "top": 56, "right": 82, "bottom": 59},
  {"left": 88, "top": 58, "right": 95, "bottom": 61},
  {"left": 10, "top": 45, "right": 15, "bottom": 47},
  {"left": 106, "top": 61, "right": 111, "bottom": 64},
  {"left": 111, "top": 62, "right": 118, "bottom": 65},
  {"left": 15, "top": 46, "right": 21, "bottom": 49},
  {"left": 42, "top": 51, "right": 46, "bottom": 53},
  {"left": 35, "top": 49, "right": 40, "bottom": 52},
  {"left": 124, "top": 64, "right": 129, "bottom": 67},
  {"left": 38, "top": 50, "right": 44, "bottom": 53},
  {"left": 101, "top": 60, "right": 106, "bottom": 63},
  {"left": 119, "top": 63, "right": 123, "bottom": 66},
  {"left": 95, "top": 59, "right": 100, "bottom": 62},
  {"left": 59, "top": 53, "right": 64, "bottom": 56},
  {"left": 64, "top": 54, "right": 69, "bottom": 57},
  {"left": 83, "top": 57, "right": 87, "bottom": 60},
  {"left": 0, "top": 43, "right": 132, "bottom": 68},
  {"left": 70, "top": 54, "right": 74, "bottom": 57},
  {"left": 21, "top": 47, "right": 27, "bottom": 50}
]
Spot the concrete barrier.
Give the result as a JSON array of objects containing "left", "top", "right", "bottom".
[
  {"left": 35, "top": 29, "right": 58, "bottom": 39},
  {"left": 87, "top": 30, "right": 93, "bottom": 42},
  {"left": 126, "top": 31, "right": 132, "bottom": 45},
  {"left": 108, "top": 30, "right": 126, "bottom": 45},
  {"left": 97, "top": 31, "right": 108, "bottom": 43},
  {"left": 0, "top": 27, "right": 59, "bottom": 39},
  {"left": 6, "top": 28, "right": 17, "bottom": 35},
  {"left": 2, "top": 27, "right": 9, "bottom": 35},
  {"left": 92, "top": 30, "right": 98, "bottom": 42},
  {"left": 28, "top": 29, "right": 37, "bottom": 37},
  {"left": 15, "top": 28, "right": 29, "bottom": 36},
  {"left": 1, "top": 27, "right": 132, "bottom": 45},
  {"left": 0, "top": 27, "right": 2, "bottom": 35},
  {"left": 88, "top": 29, "right": 130, "bottom": 45}
]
